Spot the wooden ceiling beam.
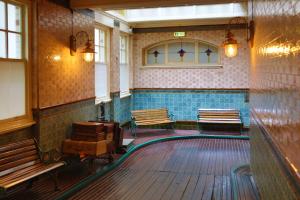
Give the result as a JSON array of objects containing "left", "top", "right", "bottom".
[{"left": 70, "top": 0, "right": 247, "bottom": 10}]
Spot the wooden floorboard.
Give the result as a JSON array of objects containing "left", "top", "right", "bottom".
[{"left": 69, "top": 138, "right": 253, "bottom": 200}]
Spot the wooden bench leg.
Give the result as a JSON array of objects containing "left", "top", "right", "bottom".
[
  {"left": 131, "top": 126, "right": 137, "bottom": 138},
  {"left": 49, "top": 171, "right": 60, "bottom": 191},
  {"left": 171, "top": 123, "right": 175, "bottom": 131},
  {"left": 0, "top": 188, "right": 6, "bottom": 198},
  {"left": 197, "top": 122, "right": 202, "bottom": 134},
  {"left": 26, "top": 179, "right": 35, "bottom": 189}
]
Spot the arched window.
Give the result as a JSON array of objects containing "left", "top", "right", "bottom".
[{"left": 143, "top": 39, "right": 221, "bottom": 67}]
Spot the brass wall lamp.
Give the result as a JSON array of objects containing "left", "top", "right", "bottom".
[
  {"left": 70, "top": 31, "right": 95, "bottom": 62},
  {"left": 223, "top": 17, "right": 255, "bottom": 58}
]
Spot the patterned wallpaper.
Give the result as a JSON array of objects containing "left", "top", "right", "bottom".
[
  {"left": 37, "top": 0, "right": 95, "bottom": 108},
  {"left": 133, "top": 30, "right": 250, "bottom": 89},
  {"left": 250, "top": 0, "right": 300, "bottom": 198}
]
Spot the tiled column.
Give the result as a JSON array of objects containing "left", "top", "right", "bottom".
[{"left": 110, "top": 27, "right": 120, "bottom": 93}]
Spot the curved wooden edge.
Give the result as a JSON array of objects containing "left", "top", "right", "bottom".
[
  {"left": 230, "top": 164, "right": 252, "bottom": 200},
  {"left": 251, "top": 110, "right": 300, "bottom": 195},
  {"left": 55, "top": 134, "right": 249, "bottom": 200}
]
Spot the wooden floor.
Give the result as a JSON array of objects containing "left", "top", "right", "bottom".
[
  {"left": 234, "top": 165, "right": 260, "bottom": 200},
  {"left": 69, "top": 138, "right": 251, "bottom": 200},
  {"left": 123, "top": 128, "right": 249, "bottom": 146}
]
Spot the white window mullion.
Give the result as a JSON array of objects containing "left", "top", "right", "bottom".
[
  {"left": 0, "top": 0, "right": 27, "bottom": 122},
  {"left": 95, "top": 26, "right": 111, "bottom": 104},
  {"left": 119, "top": 34, "right": 130, "bottom": 98}
]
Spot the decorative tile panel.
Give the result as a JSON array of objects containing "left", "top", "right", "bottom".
[
  {"left": 133, "top": 30, "right": 250, "bottom": 89},
  {"left": 37, "top": 0, "right": 95, "bottom": 108}
]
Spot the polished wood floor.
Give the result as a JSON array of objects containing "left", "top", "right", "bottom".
[
  {"left": 69, "top": 138, "right": 251, "bottom": 200},
  {"left": 2, "top": 130, "right": 254, "bottom": 200}
]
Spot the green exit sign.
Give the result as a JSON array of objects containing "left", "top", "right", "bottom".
[{"left": 174, "top": 32, "right": 186, "bottom": 37}]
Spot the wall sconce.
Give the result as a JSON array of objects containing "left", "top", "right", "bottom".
[
  {"left": 70, "top": 31, "right": 95, "bottom": 62},
  {"left": 223, "top": 17, "right": 255, "bottom": 58},
  {"left": 52, "top": 55, "right": 61, "bottom": 61}
]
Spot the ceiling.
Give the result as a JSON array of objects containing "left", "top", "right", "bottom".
[{"left": 70, "top": 0, "right": 248, "bottom": 10}]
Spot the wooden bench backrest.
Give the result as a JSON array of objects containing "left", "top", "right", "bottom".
[
  {"left": 132, "top": 108, "right": 169, "bottom": 121},
  {"left": 198, "top": 109, "right": 240, "bottom": 119},
  {"left": 0, "top": 139, "right": 40, "bottom": 177}
]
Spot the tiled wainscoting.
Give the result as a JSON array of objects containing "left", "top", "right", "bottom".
[
  {"left": 102, "top": 93, "right": 132, "bottom": 125},
  {"left": 103, "top": 89, "right": 250, "bottom": 127},
  {"left": 34, "top": 99, "right": 97, "bottom": 151},
  {"left": 132, "top": 89, "right": 250, "bottom": 127},
  {"left": 250, "top": 113, "right": 300, "bottom": 200}
]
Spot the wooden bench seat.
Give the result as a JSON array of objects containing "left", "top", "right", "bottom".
[
  {"left": 131, "top": 108, "right": 174, "bottom": 137},
  {"left": 197, "top": 109, "right": 243, "bottom": 133},
  {"left": 0, "top": 139, "right": 65, "bottom": 195}
]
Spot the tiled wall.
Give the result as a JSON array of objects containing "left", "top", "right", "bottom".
[
  {"left": 250, "top": 0, "right": 300, "bottom": 198},
  {"left": 36, "top": 99, "right": 97, "bottom": 151},
  {"left": 110, "top": 28, "right": 121, "bottom": 93},
  {"left": 37, "top": 0, "right": 95, "bottom": 108},
  {"left": 33, "top": 0, "right": 97, "bottom": 150},
  {"left": 250, "top": 117, "right": 298, "bottom": 200},
  {"left": 133, "top": 30, "right": 250, "bottom": 89},
  {"left": 112, "top": 94, "right": 132, "bottom": 124},
  {"left": 132, "top": 89, "right": 250, "bottom": 127}
]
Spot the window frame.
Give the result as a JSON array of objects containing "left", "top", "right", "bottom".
[
  {"left": 119, "top": 33, "right": 131, "bottom": 98},
  {"left": 94, "top": 24, "right": 111, "bottom": 104},
  {"left": 0, "top": 0, "right": 34, "bottom": 135},
  {"left": 143, "top": 39, "right": 222, "bottom": 69}
]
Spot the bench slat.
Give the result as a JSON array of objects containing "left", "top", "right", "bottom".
[
  {"left": 198, "top": 109, "right": 242, "bottom": 127},
  {"left": 0, "top": 155, "right": 39, "bottom": 173},
  {"left": 136, "top": 120, "right": 173, "bottom": 125},
  {"left": 0, "top": 162, "right": 65, "bottom": 189},
  {"left": 0, "top": 139, "right": 66, "bottom": 192},
  {"left": 0, "top": 139, "right": 35, "bottom": 154},
  {"left": 0, "top": 149, "right": 37, "bottom": 166},
  {"left": 132, "top": 108, "right": 173, "bottom": 128},
  {"left": 0, "top": 160, "right": 40, "bottom": 178},
  {"left": 198, "top": 120, "right": 242, "bottom": 124},
  {"left": 0, "top": 163, "right": 45, "bottom": 183}
]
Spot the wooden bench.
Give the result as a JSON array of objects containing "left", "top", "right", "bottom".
[
  {"left": 131, "top": 108, "right": 174, "bottom": 137},
  {"left": 0, "top": 139, "right": 66, "bottom": 195},
  {"left": 197, "top": 109, "right": 243, "bottom": 133}
]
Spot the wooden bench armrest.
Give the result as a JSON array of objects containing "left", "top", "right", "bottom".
[{"left": 33, "top": 138, "right": 63, "bottom": 164}]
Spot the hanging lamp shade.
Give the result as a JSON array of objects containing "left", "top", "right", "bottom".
[
  {"left": 81, "top": 39, "right": 95, "bottom": 62},
  {"left": 223, "top": 31, "right": 238, "bottom": 58}
]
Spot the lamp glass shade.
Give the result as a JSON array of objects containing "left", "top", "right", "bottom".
[
  {"left": 83, "top": 52, "right": 94, "bottom": 62},
  {"left": 224, "top": 43, "right": 238, "bottom": 57}
]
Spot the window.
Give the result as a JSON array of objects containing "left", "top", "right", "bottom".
[
  {"left": 144, "top": 39, "right": 220, "bottom": 67},
  {"left": 0, "top": 0, "right": 33, "bottom": 134},
  {"left": 0, "top": 1, "right": 22, "bottom": 59},
  {"left": 95, "top": 26, "right": 111, "bottom": 104},
  {"left": 119, "top": 34, "right": 130, "bottom": 97}
]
